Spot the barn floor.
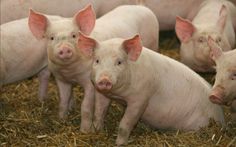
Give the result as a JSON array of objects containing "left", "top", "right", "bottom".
[{"left": 0, "top": 31, "right": 235, "bottom": 146}]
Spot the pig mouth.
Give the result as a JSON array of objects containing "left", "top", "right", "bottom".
[
  {"left": 95, "top": 86, "right": 111, "bottom": 93},
  {"left": 209, "top": 95, "right": 224, "bottom": 105},
  {"left": 209, "top": 95, "right": 235, "bottom": 106}
]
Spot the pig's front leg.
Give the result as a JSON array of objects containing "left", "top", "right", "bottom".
[
  {"left": 116, "top": 96, "right": 148, "bottom": 146},
  {"left": 80, "top": 82, "right": 95, "bottom": 133},
  {"left": 93, "top": 91, "right": 111, "bottom": 131},
  {"left": 38, "top": 67, "right": 51, "bottom": 102},
  {"left": 56, "top": 79, "right": 72, "bottom": 119}
]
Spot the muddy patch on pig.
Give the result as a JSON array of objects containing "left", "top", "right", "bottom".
[{"left": 0, "top": 31, "right": 235, "bottom": 146}]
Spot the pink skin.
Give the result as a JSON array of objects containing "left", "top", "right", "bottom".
[
  {"left": 175, "top": 0, "right": 236, "bottom": 73},
  {"left": 78, "top": 33, "right": 224, "bottom": 146},
  {"left": 28, "top": 5, "right": 96, "bottom": 133},
  {"left": 209, "top": 85, "right": 225, "bottom": 105}
]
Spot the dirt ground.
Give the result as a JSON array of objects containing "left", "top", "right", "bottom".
[{"left": 0, "top": 31, "right": 235, "bottom": 146}]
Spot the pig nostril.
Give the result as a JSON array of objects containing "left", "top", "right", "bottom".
[
  {"left": 59, "top": 51, "right": 63, "bottom": 55},
  {"left": 67, "top": 50, "right": 71, "bottom": 53}
]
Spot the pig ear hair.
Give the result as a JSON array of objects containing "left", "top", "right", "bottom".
[
  {"left": 217, "top": 5, "right": 227, "bottom": 33},
  {"left": 28, "top": 9, "right": 48, "bottom": 39},
  {"left": 122, "top": 34, "right": 143, "bottom": 61},
  {"left": 175, "top": 16, "right": 195, "bottom": 43},
  {"left": 77, "top": 32, "right": 97, "bottom": 57},
  {"left": 207, "top": 36, "right": 223, "bottom": 61},
  {"left": 74, "top": 4, "right": 96, "bottom": 35}
]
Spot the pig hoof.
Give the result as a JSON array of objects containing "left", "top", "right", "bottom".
[
  {"left": 116, "top": 137, "right": 128, "bottom": 147},
  {"left": 94, "top": 121, "right": 104, "bottom": 132},
  {"left": 59, "top": 111, "right": 68, "bottom": 120},
  {"left": 38, "top": 95, "right": 47, "bottom": 102},
  {"left": 80, "top": 126, "right": 95, "bottom": 133}
]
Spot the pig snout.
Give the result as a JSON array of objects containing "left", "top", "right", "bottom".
[
  {"left": 209, "top": 86, "right": 225, "bottom": 104},
  {"left": 58, "top": 47, "right": 73, "bottom": 59},
  {"left": 96, "top": 77, "right": 112, "bottom": 91}
]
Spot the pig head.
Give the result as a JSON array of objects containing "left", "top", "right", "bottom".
[
  {"left": 208, "top": 36, "right": 236, "bottom": 105},
  {"left": 28, "top": 4, "right": 96, "bottom": 66},
  {"left": 78, "top": 32, "right": 142, "bottom": 93},
  {"left": 175, "top": 4, "right": 234, "bottom": 72}
]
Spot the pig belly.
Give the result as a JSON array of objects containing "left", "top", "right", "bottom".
[{"left": 141, "top": 95, "right": 209, "bottom": 131}]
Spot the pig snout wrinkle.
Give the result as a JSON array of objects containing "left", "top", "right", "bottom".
[{"left": 58, "top": 47, "right": 73, "bottom": 59}]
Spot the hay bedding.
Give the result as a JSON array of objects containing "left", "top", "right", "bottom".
[{"left": 0, "top": 31, "right": 235, "bottom": 146}]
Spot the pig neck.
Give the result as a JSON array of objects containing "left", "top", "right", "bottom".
[{"left": 48, "top": 53, "right": 92, "bottom": 83}]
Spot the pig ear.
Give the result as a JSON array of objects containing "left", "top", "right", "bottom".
[
  {"left": 217, "top": 5, "right": 227, "bottom": 33},
  {"left": 77, "top": 32, "right": 97, "bottom": 57},
  {"left": 208, "top": 36, "right": 223, "bottom": 60},
  {"left": 175, "top": 16, "right": 196, "bottom": 42},
  {"left": 28, "top": 9, "right": 48, "bottom": 39},
  {"left": 73, "top": 4, "right": 96, "bottom": 35},
  {"left": 122, "top": 35, "right": 143, "bottom": 61}
]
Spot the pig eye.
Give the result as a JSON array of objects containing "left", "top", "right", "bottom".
[
  {"left": 72, "top": 33, "right": 77, "bottom": 38},
  {"left": 231, "top": 72, "right": 236, "bottom": 80},
  {"left": 95, "top": 59, "right": 99, "bottom": 64},
  {"left": 117, "top": 60, "right": 122, "bottom": 65},
  {"left": 216, "top": 37, "right": 221, "bottom": 43},
  {"left": 198, "top": 37, "right": 205, "bottom": 43},
  {"left": 50, "top": 36, "right": 54, "bottom": 40}
]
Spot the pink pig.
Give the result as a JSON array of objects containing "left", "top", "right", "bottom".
[
  {"left": 28, "top": 4, "right": 159, "bottom": 133},
  {"left": 208, "top": 36, "right": 236, "bottom": 121},
  {"left": 78, "top": 33, "right": 225, "bottom": 146},
  {"left": 0, "top": 14, "right": 62, "bottom": 101},
  {"left": 175, "top": 0, "right": 236, "bottom": 72}
]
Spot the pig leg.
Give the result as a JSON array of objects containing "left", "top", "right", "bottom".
[
  {"left": 56, "top": 79, "right": 72, "bottom": 119},
  {"left": 93, "top": 91, "right": 111, "bottom": 131},
  {"left": 38, "top": 67, "right": 50, "bottom": 102},
  {"left": 80, "top": 82, "right": 95, "bottom": 133},
  {"left": 116, "top": 96, "right": 148, "bottom": 146}
]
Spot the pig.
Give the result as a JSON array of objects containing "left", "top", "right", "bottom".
[
  {"left": 28, "top": 4, "right": 159, "bottom": 132},
  {"left": 0, "top": 14, "right": 62, "bottom": 101},
  {"left": 175, "top": 0, "right": 236, "bottom": 72},
  {"left": 1, "top": 0, "right": 207, "bottom": 30},
  {"left": 78, "top": 33, "right": 225, "bottom": 146},
  {"left": 207, "top": 36, "right": 236, "bottom": 120}
]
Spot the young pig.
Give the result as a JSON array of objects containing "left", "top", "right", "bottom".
[
  {"left": 0, "top": 14, "right": 62, "bottom": 101},
  {"left": 175, "top": 0, "right": 236, "bottom": 72},
  {"left": 208, "top": 37, "right": 236, "bottom": 120},
  {"left": 28, "top": 5, "right": 159, "bottom": 132},
  {"left": 78, "top": 33, "right": 225, "bottom": 146}
]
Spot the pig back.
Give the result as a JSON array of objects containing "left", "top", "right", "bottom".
[{"left": 92, "top": 5, "right": 159, "bottom": 50}]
